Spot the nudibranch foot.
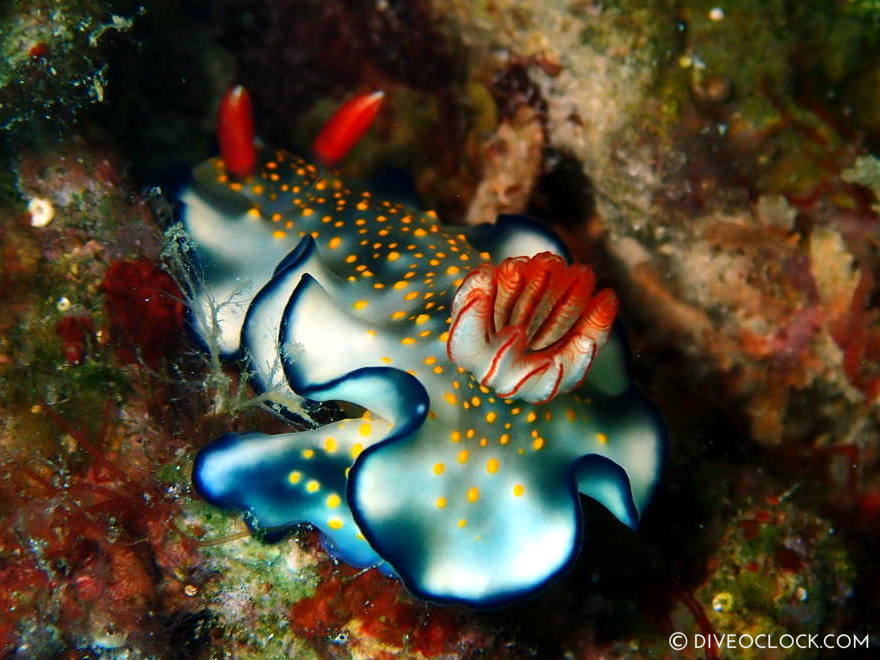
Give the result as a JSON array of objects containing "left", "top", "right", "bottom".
[
  {"left": 448, "top": 252, "right": 618, "bottom": 404},
  {"left": 461, "top": 213, "right": 570, "bottom": 263},
  {"left": 193, "top": 419, "right": 388, "bottom": 570},
  {"left": 345, "top": 352, "right": 662, "bottom": 606}
]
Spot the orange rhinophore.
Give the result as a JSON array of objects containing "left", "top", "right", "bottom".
[
  {"left": 217, "top": 85, "right": 257, "bottom": 179},
  {"left": 312, "top": 90, "right": 385, "bottom": 168}
]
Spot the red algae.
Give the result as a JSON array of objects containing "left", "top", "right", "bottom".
[
  {"left": 0, "top": 400, "right": 205, "bottom": 656},
  {"left": 55, "top": 315, "right": 95, "bottom": 366},
  {"left": 100, "top": 259, "right": 185, "bottom": 367},
  {"left": 289, "top": 564, "right": 468, "bottom": 658}
]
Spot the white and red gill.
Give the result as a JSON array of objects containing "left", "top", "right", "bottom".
[{"left": 447, "top": 252, "right": 619, "bottom": 404}]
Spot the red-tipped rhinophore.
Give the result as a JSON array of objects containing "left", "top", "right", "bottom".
[
  {"left": 217, "top": 85, "right": 257, "bottom": 179},
  {"left": 312, "top": 90, "right": 385, "bottom": 168},
  {"left": 447, "top": 252, "right": 618, "bottom": 403}
]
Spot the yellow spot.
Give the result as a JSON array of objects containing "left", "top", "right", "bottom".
[
  {"left": 356, "top": 201, "right": 368, "bottom": 211},
  {"left": 499, "top": 434, "right": 510, "bottom": 445},
  {"left": 512, "top": 484, "right": 526, "bottom": 497},
  {"left": 328, "top": 237, "right": 342, "bottom": 249},
  {"left": 393, "top": 280, "right": 408, "bottom": 290},
  {"left": 486, "top": 458, "right": 500, "bottom": 474},
  {"left": 401, "top": 337, "right": 416, "bottom": 345},
  {"left": 446, "top": 265, "right": 460, "bottom": 275},
  {"left": 391, "top": 311, "right": 406, "bottom": 320},
  {"left": 404, "top": 291, "right": 419, "bottom": 300},
  {"left": 345, "top": 254, "right": 357, "bottom": 263},
  {"left": 433, "top": 366, "right": 444, "bottom": 374},
  {"left": 424, "top": 356, "right": 437, "bottom": 365},
  {"left": 380, "top": 356, "right": 393, "bottom": 364},
  {"left": 353, "top": 300, "right": 368, "bottom": 310},
  {"left": 415, "top": 314, "right": 430, "bottom": 325},
  {"left": 302, "top": 207, "right": 314, "bottom": 217},
  {"left": 414, "top": 228, "right": 427, "bottom": 237},
  {"left": 457, "top": 450, "right": 469, "bottom": 464},
  {"left": 438, "top": 331, "right": 449, "bottom": 342},
  {"left": 273, "top": 230, "right": 286, "bottom": 240},
  {"left": 485, "top": 412, "right": 497, "bottom": 424},
  {"left": 526, "top": 411, "right": 537, "bottom": 423},
  {"left": 323, "top": 436, "right": 338, "bottom": 453},
  {"left": 450, "top": 430, "right": 461, "bottom": 443},
  {"left": 359, "top": 423, "right": 372, "bottom": 437},
  {"left": 467, "top": 486, "right": 480, "bottom": 502},
  {"left": 466, "top": 428, "right": 475, "bottom": 439},
  {"left": 287, "top": 470, "right": 302, "bottom": 484},
  {"left": 470, "top": 396, "right": 481, "bottom": 407},
  {"left": 418, "top": 330, "right": 432, "bottom": 338},
  {"left": 301, "top": 448, "right": 315, "bottom": 459},
  {"left": 436, "top": 497, "right": 447, "bottom": 509},
  {"left": 271, "top": 212, "right": 282, "bottom": 223},
  {"left": 350, "top": 443, "right": 364, "bottom": 459},
  {"left": 596, "top": 432, "right": 608, "bottom": 445},
  {"left": 326, "top": 494, "right": 342, "bottom": 508},
  {"left": 427, "top": 210, "right": 438, "bottom": 219},
  {"left": 433, "top": 462, "right": 446, "bottom": 475},
  {"left": 306, "top": 480, "right": 320, "bottom": 493},
  {"left": 388, "top": 251, "right": 400, "bottom": 261},
  {"left": 532, "top": 437, "right": 545, "bottom": 451},
  {"left": 457, "top": 519, "right": 467, "bottom": 528},
  {"left": 328, "top": 518, "right": 344, "bottom": 529},
  {"left": 479, "top": 438, "right": 488, "bottom": 447}
]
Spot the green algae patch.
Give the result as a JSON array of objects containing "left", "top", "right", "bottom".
[
  {"left": 0, "top": 0, "right": 141, "bottom": 132},
  {"left": 696, "top": 498, "right": 855, "bottom": 659},
  {"left": 180, "top": 500, "right": 322, "bottom": 658}
]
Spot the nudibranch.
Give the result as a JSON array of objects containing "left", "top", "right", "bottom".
[{"left": 175, "top": 87, "right": 665, "bottom": 607}]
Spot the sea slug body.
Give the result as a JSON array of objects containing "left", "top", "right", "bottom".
[{"left": 175, "top": 88, "right": 666, "bottom": 607}]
